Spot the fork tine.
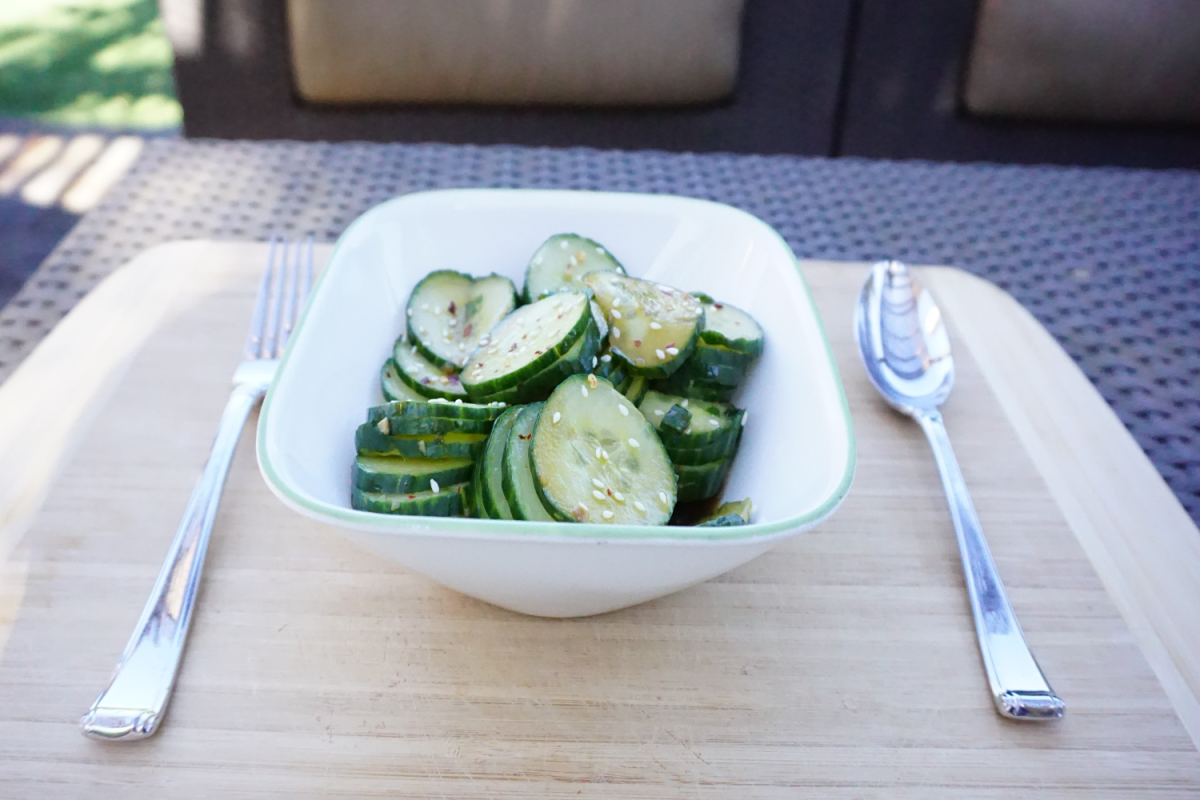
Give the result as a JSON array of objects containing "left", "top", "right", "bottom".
[
  {"left": 261, "top": 239, "right": 289, "bottom": 359},
  {"left": 277, "top": 241, "right": 301, "bottom": 357},
  {"left": 244, "top": 237, "right": 279, "bottom": 361}
]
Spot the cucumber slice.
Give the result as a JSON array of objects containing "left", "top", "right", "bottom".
[
  {"left": 473, "top": 322, "right": 601, "bottom": 405},
  {"left": 584, "top": 272, "right": 703, "bottom": 378},
  {"left": 352, "top": 482, "right": 469, "bottom": 516},
  {"left": 367, "top": 414, "right": 494, "bottom": 436},
  {"left": 407, "top": 271, "right": 518, "bottom": 370},
  {"left": 479, "top": 405, "right": 521, "bottom": 520},
  {"left": 462, "top": 291, "right": 591, "bottom": 398},
  {"left": 367, "top": 399, "right": 508, "bottom": 423},
  {"left": 393, "top": 338, "right": 468, "bottom": 400},
  {"left": 531, "top": 374, "right": 676, "bottom": 525},
  {"left": 380, "top": 359, "right": 429, "bottom": 403},
  {"left": 523, "top": 234, "right": 625, "bottom": 302},
  {"left": 660, "top": 434, "right": 741, "bottom": 466},
  {"left": 650, "top": 375, "right": 735, "bottom": 403},
  {"left": 688, "top": 341, "right": 756, "bottom": 372},
  {"left": 695, "top": 498, "right": 751, "bottom": 527},
  {"left": 355, "top": 424, "right": 489, "bottom": 460},
  {"left": 352, "top": 455, "right": 475, "bottom": 494},
  {"left": 638, "top": 390, "right": 743, "bottom": 449},
  {"left": 700, "top": 299, "right": 765, "bottom": 357},
  {"left": 674, "top": 458, "right": 733, "bottom": 503},
  {"left": 502, "top": 404, "right": 557, "bottom": 522}
]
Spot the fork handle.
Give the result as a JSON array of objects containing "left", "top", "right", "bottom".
[
  {"left": 915, "top": 409, "right": 1065, "bottom": 720},
  {"left": 80, "top": 383, "right": 264, "bottom": 740}
]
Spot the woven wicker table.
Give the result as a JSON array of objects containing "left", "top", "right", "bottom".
[{"left": 1, "top": 140, "right": 1197, "bottom": 523}]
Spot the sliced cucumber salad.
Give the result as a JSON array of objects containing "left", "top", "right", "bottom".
[{"left": 355, "top": 231, "right": 764, "bottom": 524}]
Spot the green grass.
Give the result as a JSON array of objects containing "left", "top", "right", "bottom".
[{"left": 0, "top": 0, "right": 181, "bottom": 129}]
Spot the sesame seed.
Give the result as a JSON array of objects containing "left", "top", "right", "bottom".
[
  {"left": 592, "top": 356, "right": 598, "bottom": 368},
  {"left": 634, "top": 501, "right": 646, "bottom": 512},
  {"left": 635, "top": 357, "right": 646, "bottom": 366},
  {"left": 612, "top": 297, "right": 621, "bottom": 308},
  {"left": 592, "top": 490, "right": 606, "bottom": 501},
  {"left": 430, "top": 479, "right": 440, "bottom": 493},
  {"left": 601, "top": 450, "right": 610, "bottom": 460},
  {"left": 613, "top": 491, "right": 625, "bottom": 502},
  {"left": 458, "top": 343, "right": 466, "bottom": 351},
  {"left": 581, "top": 385, "right": 589, "bottom": 398},
  {"left": 592, "top": 478, "right": 605, "bottom": 489},
  {"left": 552, "top": 411, "right": 562, "bottom": 424},
  {"left": 600, "top": 354, "right": 612, "bottom": 363},
  {"left": 376, "top": 418, "right": 390, "bottom": 434},
  {"left": 649, "top": 321, "right": 662, "bottom": 330},
  {"left": 742, "top": 410, "right": 748, "bottom": 426},
  {"left": 448, "top": 318, "right": 456, "bottom": 327},
  {"left": 421, "top": 304, "right": 429, "bottom": 311},
  {"left": 559, "top": 240, "right": 569, "bottom": 249},
  {"left": 654, "top": 409, "right": 665, "bottom": 416},
  {"left": 406, "top": 308, "right": 413, "bottom": 317},
  {"left": 618, "top": 404, "right": 628, "bottom": 416},
  {"left": 628, "top": 438, "right": 640, "bottom": 448},
  {"left": 418, "top": 328, "right": 427, "bottom": 335},
  {"left": 612, "top": 327, "right": 621, "bottom": 339},
  {"left": 611, "top": 309, "right": 622, "bottom": 319},
  {"left": 440, "top": 376, "right": 449, "bottom": 385},
  {"left": 709, "top": 418, "right": 719, "bottom": 426},
  {"left": 568, "top": 256, "right": 578, "bottom": 267},
  {"left": 659, "top": 491, "right": 669, "bottom": 505},
  {"left": 418, "top": 440, "right": 426, "bottom": 454},
  {"left": 682, "top": 399, "right": 689, "bottom": 407},
  {"left": 602, "top": 510, "right": 614, "bottom": 520},
  {"left": 595, "top": 446, "right": 603, "bottom": 459},
  {"left": 534, "top": 255, "right": 543, "bottom": 265},
  {"left": 597, "top": 247, "right": 606, "bottom": 254},
  {"left": 655, "top": 349, "right": 666, "bottom": 359},
  {"left": 665, "top": 347, "right": 679, "bottom": 356}
]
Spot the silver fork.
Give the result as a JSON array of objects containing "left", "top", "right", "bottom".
[{"left": 80, "top": 236, "right": 315, "bottom": 741}]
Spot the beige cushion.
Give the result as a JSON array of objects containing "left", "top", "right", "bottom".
[
  {"left": 287, "top": 0, "right": 744, "bottom": 106},
  {"left": 964, "top": 0, "right": 1200, "bottom": 124}
]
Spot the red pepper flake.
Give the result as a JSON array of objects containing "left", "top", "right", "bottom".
[
  {"left": 633, "top": 339, "right": 642, "bottom": 347},
  {"left": 519, "top": 433, "right": 531, "bottom": 440},
  {"left": 448, "top": 301, "right": 457, "bottom": 314},
  {"left": 463, "top": 323, "right": 473, "bottom": 337},
  {"left": 606, "top": 488, "right": 613, "bottom": 496},
  {"left": 713, "top": 303, "right": 723, "bottom": 309},
  {"left": 509, "top": 343, "right": 519, "bottom": 352},
  {"left": 535, "top": 349, "right": 543, "bottom": 355},
  {"left": 421, "top": 378, "right": 431, "bottom": 385},
  {"left": 408, "top": 494, "right": 415, "bottom": 499}
]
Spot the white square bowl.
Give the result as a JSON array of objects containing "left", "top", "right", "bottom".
[{"left": 258, "top": 189, "right": 855, "bottom": 617}]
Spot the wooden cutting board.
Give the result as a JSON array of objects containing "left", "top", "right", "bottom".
[{"left": 0, "top": 241, "right": 1198, "bottom": 797}]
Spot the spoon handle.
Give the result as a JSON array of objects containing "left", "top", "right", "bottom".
[{"left": 915, "top": 409, "right": 1065, "bottom": 720}]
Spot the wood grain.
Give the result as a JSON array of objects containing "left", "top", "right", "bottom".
[{"left": 0, "top": 242, "right": 1196, "bottom": 797}]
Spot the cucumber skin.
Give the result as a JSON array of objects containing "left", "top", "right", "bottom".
[
  {"left": 462, "top": 292, "right": 592, "bottom": 399},
  {"left": 479, "top": 405, "right": 522, "bottom": 520},
  {"left": 673, "top": 458, "right": 733, "bottom": 503},
  {"left": 622, "top": 374, "right": 648, "bottom": 406},
  {"left": 659, "top": 404, "right": 692, "bottom": 435},
  {"left": 351, "top": 483, "right": 469, "bottom": 516},
  {"left": 352, "top": 456, "right": 475, "bottom": 494},
  {"left": 468, "top": 458, "right": 488, "bottom": 518},
  {"left": 355, "top": 424, "right": 489, "bottom": 460},
  {"left": 501, "top": 403, "right": 557, "bottom": 522},
  {"left": 407, "top": 271, "right": 518, "bottom": 371},
  {"left": 663, "top": 433, "right": 741, "bottom": 466},
  {"left": 651, "top": 376, "right": 736, "bottom": 403},
  {"left": 367, "top": 399, "right": 507, "bottom": 422},
  {"left": 380, "top": 360, "right": 429, "bottom": 403}
]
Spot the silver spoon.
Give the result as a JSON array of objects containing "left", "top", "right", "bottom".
[{"left": 854, "top": 260, "right": 1064, "bottom": 720}]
